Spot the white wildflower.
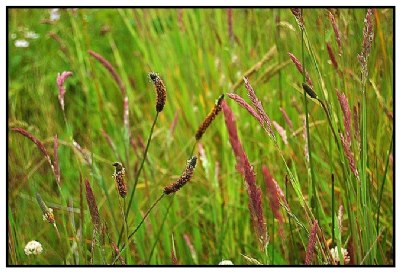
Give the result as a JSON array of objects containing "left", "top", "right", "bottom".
[
  {"left": 231, "top": 54, "right": 238, "bottom": 64},
  {"left": 25, "top": 31, "right": 40, "bottom": 39},
  {"left": 14, "top": 39, "right": 29, "bottom": 48},
  {"left": 219, "top": 260, "right": 233, "bottom": 265},
  {"left": 24, "top": 240, "right": 43, "bottom": 255},
  {"left": 49, "top": 8, "right": 60, "bottom": 22},
  {"left": 330, "top": 246, "right": 350, "bottom": 264}
]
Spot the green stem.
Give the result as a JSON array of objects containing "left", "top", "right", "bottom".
[
  {"left": 147, "top": 196, "right": 175, "bottom": 263},
  {"left": 376, "top": 132, "right": 393, "bottom": 233},
  {"left": 301, "top": 12, "right": 318, "bottom": 221},
  {"left": 118, "top": 111, "right": 159, "bottom": 245},
  {"left": 331, "top": 173, "right": 335, "bottom": 246},
  {"left": 114, "top": 193, "right": 165, "bottom": 264}
]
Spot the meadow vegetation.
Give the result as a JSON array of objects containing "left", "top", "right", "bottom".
[{"left": 7, "top": 8, "right": 393, "bottom": 265}]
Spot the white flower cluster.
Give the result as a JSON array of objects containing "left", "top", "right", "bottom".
[
  {"left": 330, "top": 246, "right": 350, "bottom": 264},
  {"left": 218, "top": 260, "right": 233, "bottom": 265},
  {"left": 24, "top": 240, "right": 43, "bottom": 256}
]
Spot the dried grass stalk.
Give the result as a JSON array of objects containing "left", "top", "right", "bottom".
[
  {"left": 338, "top": 205, "right": 344, "bottom": 234},
  {"left": 231, "top": 45, "right": 277, "bottom": 91},
  {"left": 195, "top": 94, "right": 224, "bottom": 140}
]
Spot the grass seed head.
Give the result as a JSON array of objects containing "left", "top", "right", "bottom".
[
  {"left": 305, "top": 220, "right": 319, "bottom": 265},
  {"left": 290, "top": 8, "right": 304, "bottom": 29},
  {"left": 85, "top": 179, "right": 101, "bottom": 231},
  {"left": 113, "top": 162, "right": 127, "bottom": 198},
  {"left": 36, "top": 193, "right": 55, "bottom": 224},
  {"left": 302, "top": 82, "right": 317, "bottom": 99},
  {"left": 195, "top": 94, "right": 224, "bottom": 140},
  {"left": 164, "top": 156, "right": 197, "bottom": 195},
  {"left": 149, "top": 72, "right": 167, "bottom": 112}
]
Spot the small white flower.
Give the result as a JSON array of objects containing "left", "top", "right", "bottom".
[
  {"left": 24, "top": 240, "right": 43, "bottom": 255},
  {"left": 231, "top": 54, "right": 238, "bottom": 64},
  {"left": 219, "top": 260, "right": 233, "bottom": 265},
  {"left": 14, "top": 39, "right": 29, "bottom": 48},
  {"left": 25, "top": 31, "right": 40, "bottom": 39},
  {"left": 50, "top": 8, "right": 60, "bottom": 22},
  {"left": 330, "top": 246, "right": 350, "bottom": 264}
]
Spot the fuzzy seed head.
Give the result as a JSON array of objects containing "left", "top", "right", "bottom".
[
  {"left": 164, "top": 156, "right": 197, "bottom": 195},
  {"left": 149, "top": 72, "right": 167, "bottom": 112},
  {"left": 113, "top": 162, "right": 127, "bottom": 198},
  {"left": 195, "top": 94, "right": 224, "bottom": 140},
  {"left": 36, "top": 193, "right": 55, "bottom": 224}
]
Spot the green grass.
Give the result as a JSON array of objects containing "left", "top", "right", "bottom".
[{"left": 8, "top": 8, "right": 393, "bottom": 265}]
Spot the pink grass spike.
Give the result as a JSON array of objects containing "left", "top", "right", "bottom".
[
  {"left": 243, "top": 77, "right": 274, "bottom": 138},
  {"left": 222, "top": 101, "right": 267, "bottom": 247},
  {"left": 288, "top": 52, "right": 313, "bottom": 87},
  {"left": 56, "top": 71, "right": 73, "bottom": 111},
  {"left": 305, "top": 220, "right": 319, "bottom": 265}
]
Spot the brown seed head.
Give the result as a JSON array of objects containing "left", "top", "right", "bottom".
[
  {"left": 149, "top": 72, "right": 167, "bottom": 112},
  {"left": 195, "top": 94, "right": 224, "bottom": 140},
  {"left": 36, "top": 193, "right": 55, "bottom": 224},
  {"left": 302, "top": 82, "right": 317, "bottom": 99},
  {"left": 113, "top": 162, "right": 127, "bottom": 198},
  {"left": 164, "top": 156, "right": 197, "bottom": 195},
  {"left": 85, "top": 179, "right": 101, "bottom": 231}
]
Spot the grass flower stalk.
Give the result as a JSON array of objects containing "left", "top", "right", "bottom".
[
  {"left": 305, "top": 220, "right": 318, "bottom": 265},
  {"left": 222, "top": 101, "right": 267, "bottom": 247},
  {"left": 114, "top": 156, "right": 197, "bottom": 263},
  {"left": 195, "top": 94, "right": 224, "bottom": 141},
  {"left": 121, "top": 72, "right": 167, "bottom": 244}
]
